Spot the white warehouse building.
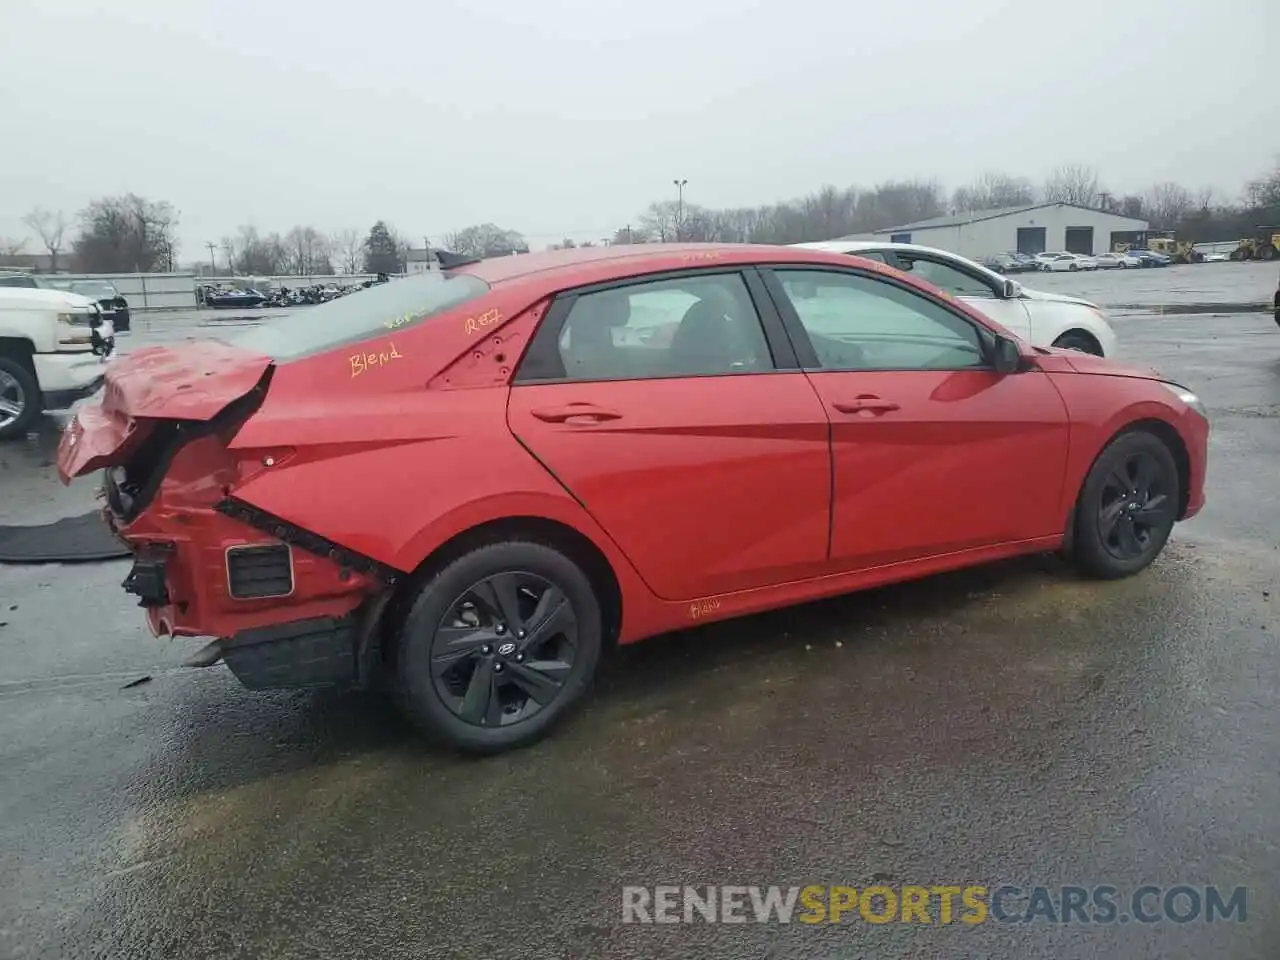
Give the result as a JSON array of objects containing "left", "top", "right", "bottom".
[{"left": 839, "top": 202, "right": 1150, "bottom": 259}]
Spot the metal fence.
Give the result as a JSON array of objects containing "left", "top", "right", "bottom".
[{"left": 43, "top": 272, "right": 199, "bottom": 312}]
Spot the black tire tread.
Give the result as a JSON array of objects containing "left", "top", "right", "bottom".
[
  {"left": 1071, "top": 429, "right": 1180, "bottom": 580},
  {"left": 0, "top": 354, "right": 40, "bottom": 441},
  {"left": 391, "top": 539, "right": 602, "bottom": 755}
]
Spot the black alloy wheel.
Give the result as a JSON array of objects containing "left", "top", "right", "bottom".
[
  {"left": 1096, "top": 451, "right": 1175, "bottom": 562},
  {"left": 1071, "top": 431, "right": 1180, "bottom": 579},
  {"left": 393, "top": 541, "right": 603, "bottom": 753},
  {"left": 430, "top": 572, "right": 578, "bottom": 728}
]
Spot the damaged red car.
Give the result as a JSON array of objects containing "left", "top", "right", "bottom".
[{"left": 58, "top": 244, "right": 1209, "bottom": 753}]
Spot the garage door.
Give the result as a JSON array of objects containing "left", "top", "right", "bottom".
[
  {"left": 1016, "top": 227, "right": 1046, "bottom": 255},
  {"left": 1065, "top": 227, "right": 1094, "bottom": 255}
]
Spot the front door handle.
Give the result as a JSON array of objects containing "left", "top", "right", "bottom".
[
  {"left": 530, "top": 404, "right": 624, "bottom": 423},
  {"left": 832, "top": 397, "right": 901, "bottom": 415}
]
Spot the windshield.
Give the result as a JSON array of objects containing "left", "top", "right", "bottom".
[{"left": 229, "top": 271, "right": 491, "bottom": 361}]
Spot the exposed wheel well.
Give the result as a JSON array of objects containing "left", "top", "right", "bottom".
[
  {"left": 383, "top": 516, "right": 624, "bottom": 658},
  {"left": 1052, "top": 329, "right": 1103, "bottom": 355},
  {"left": 0, "top": 338, "right": 36, "bottom": 372}
]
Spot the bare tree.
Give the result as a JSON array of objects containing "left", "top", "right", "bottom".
[
  {"left": 1145, "top": 182, "right": 1194, "bottom": 230},
  {"left": 639, "top": 201, "right": 680, "bottom": 242},
  {"left": 22, "top": 207, "right": 69, "bottom": 272},
  {"left": 73, "top": 194, "right": 179, "bottom": 273},
  {"left": 444, "top": 224, "right": 528, "bottom": 258},
  {"left": 1043, "top": 165, "right": 1102, "bottom": 206},
  {"left": 0, "top": 237, "right": 27, "bottom": 258},
  {"left": 332, "top": 228, "right": 362, "bottom": 274},
  {"left": 610, "top": 225, "right": 648, "bottom": 245},
  {"left": 951, "top": 173, "right": 1036, "bottom": 212},
  {"left": 1245, "top": 156, "right": 1280, "bottom": 208}
]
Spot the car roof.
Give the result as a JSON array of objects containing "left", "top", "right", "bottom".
[
  {"left": 792, "top": 239, "right": 972, "bottom": 260},
  {"left": 456, "top": 242, "right": 885, "bottom": 289}
]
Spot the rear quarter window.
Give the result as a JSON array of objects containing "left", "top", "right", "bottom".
[{"left": 228, "top": 272, "right": 490, "bottom": 361}]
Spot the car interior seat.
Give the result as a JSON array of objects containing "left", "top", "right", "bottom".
[
  {"left": 667, "top": 295, "right": 760, "bottom": 375},
  {"left": 562, "top": 291, "right": 631, "bottom": 379}
]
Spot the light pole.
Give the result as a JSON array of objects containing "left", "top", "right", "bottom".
[
  {"left": 673, "top": 179, "right": 687, "bottom": 241},
  {"left": 204, "top": 241, "right": 217, "bottom": 275}
]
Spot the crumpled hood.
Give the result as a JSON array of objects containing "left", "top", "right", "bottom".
[
  {"left": 57, "top": 339, "right": 273, "bottom": 483},
  {"left": 97, "top": 340, "right": 273, "bottom": 420}
]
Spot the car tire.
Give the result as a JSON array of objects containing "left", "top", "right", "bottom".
[
  {"left": 0, "top": 354, "right": 40, "bottom": 442},
  {"left": 1069, "top": 264, "right": 1078, "bottom": 271},
  {"left": 1070, "top": 430, "right": 1180, "bottom": 580},
  {"left": 1051, "top": 331, "right": 1103, "bottom": 355},
  {"left": 392, "top": 540, "right": 603, "bottom": 754}
]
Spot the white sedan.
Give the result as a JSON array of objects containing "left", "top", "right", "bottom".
[
  {"left": 1039, "top": 253, "right": 1096, "bottom": 272},
  {"left": 792, "top": 240, "right": 1118, "bottom": 357},
  {"left": 1095, "top": 252, "right": 1143, "bottom": 269}
]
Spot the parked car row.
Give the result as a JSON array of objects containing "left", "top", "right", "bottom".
[
  {"left": 199, "top": 275, "right": 390, "bottom": 309},
  {"left": 981, "top": 248, "right": 1173, "bottom": 275}
]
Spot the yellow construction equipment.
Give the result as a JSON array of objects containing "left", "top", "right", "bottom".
[
  {"left": 1112, "top": 241, "right": 1132, "bottom": 253},
  {"left": 1147, "top": 235, "right": 1204, "bottom": 264},
  {"left": 1229, "top": 227, "right": 1280, "bottom": 261}
]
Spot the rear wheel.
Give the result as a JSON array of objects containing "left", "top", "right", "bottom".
[
  {"left": 393, "top": 540, "right": 602, "bottom": 754},
  {"left": 1071, "top": 431, "right": 1180, "bottom": 579},
  {"left": 0, "top": 355, "right": 39, "bottom": 441}
]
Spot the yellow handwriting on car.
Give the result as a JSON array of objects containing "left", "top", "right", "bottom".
[
  {"left": 350, "top": 343, "right": 403, "bottom": 378},
  {"left": 689, "top": 599, "right": 721, "bottom": 620},
  {"left": 383, "top": 311, "right": 416, "bottom": 330},
  {"left": 463, "top": 308, "right": 503, "bottom": 335},
  {"left": 680, "top": 251, "right": 723, "bottom": 262}
]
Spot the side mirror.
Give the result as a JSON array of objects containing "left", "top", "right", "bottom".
[
  {"left": 993, "top": 335, "right": 1023, "bottom": 374},
  {"left": 1001, "top": 279, "right": 1020, "bottom": 299}
]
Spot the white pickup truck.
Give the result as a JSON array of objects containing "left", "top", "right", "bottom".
[{"left": 0, "top": 286, "right": 115, "bottom": 440}]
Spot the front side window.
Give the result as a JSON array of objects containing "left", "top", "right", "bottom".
[
  {"left": 892, "top": 254, "right": 998, "bottom": 298},
  {"left": 773, "top": 269, "right": 988, "bottom": 372},
  {"left": 519, "top": 272, "right": 774, "bottom": 382}
]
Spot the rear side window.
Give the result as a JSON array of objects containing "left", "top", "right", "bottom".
[
  {"left": 229, "top": 272, "right": 490, "bottom": 361},
  {"left": 516, "top": 272, "right": 774, "bottom": 383}
]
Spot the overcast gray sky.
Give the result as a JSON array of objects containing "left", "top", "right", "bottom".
[{"left": 2, "top": 0, "right": 1276, "bottom": 256}]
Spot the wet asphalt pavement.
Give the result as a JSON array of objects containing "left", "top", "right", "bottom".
[{"left": 1, "top": 263, "right": 1278, "bottom": 959}]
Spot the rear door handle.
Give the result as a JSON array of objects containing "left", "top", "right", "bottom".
[
  {"left": 832, "top": 397, "right": 901, "bottom": 415},
  {"left": 530, "top": 404, "right": 624, "bottom": 423}
]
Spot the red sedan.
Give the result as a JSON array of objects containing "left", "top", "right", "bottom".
[{"left": 58, "top": 243, "right": 1209, "bottom": 753}]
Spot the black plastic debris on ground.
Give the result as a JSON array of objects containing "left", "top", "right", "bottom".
[{"left": 0, "top": 513, "right": 130, "bottom": 564}]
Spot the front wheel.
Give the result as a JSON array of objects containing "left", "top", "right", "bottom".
[
  {"left": 0, "top": 355, "right": 40, "bottom": 441},
  {"left": 1071, "top": 431, "right": 1180, "bottom": 579},
  {"left": 392, "top": 540, "right": 603, "bottom": 754}
]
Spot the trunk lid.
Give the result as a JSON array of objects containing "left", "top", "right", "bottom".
[{"left": 57, "top": 340, "right": 273, "bottom": 483}]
